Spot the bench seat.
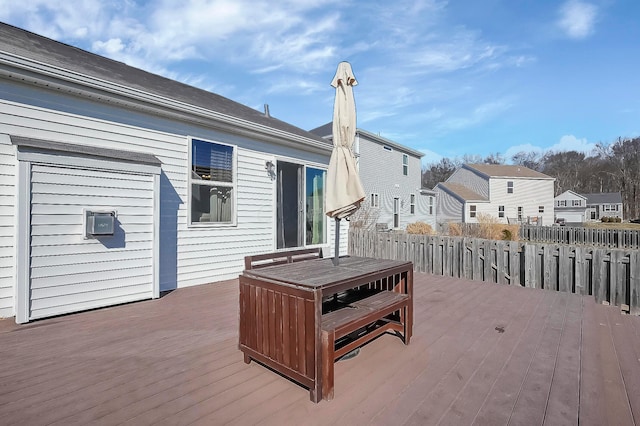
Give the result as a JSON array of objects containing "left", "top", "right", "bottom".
[{"left": 321, "top": 290, "right": 411, "bottom": 400}]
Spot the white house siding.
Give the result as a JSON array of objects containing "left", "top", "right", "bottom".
[
  {"left": 435, "top": 190, "right": 464, "bottom": 224},
  {"left": 358, "top": 135, "right": 433, "bottom": 229},
  {"left": 1, "top": 92, "right": 331, "bottom": 299},
  {"left": 447, "top": 167, "right": 489, "bottom": 198},
  {"left": 0, "top": 135, "right": 15, "bottom": 317},
  {"left": 488, "top": 178, "right": 555, "bottom": 225},
  {"left": 28, "top": 163, "right": 155, "bottom": 320}
]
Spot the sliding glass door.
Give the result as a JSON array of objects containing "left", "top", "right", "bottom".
[{"left": 276, "top": 161, "right": 326, "bottom": 249}]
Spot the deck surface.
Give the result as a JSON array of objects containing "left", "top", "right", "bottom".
[{"left": 1, "top": 273, "right": 638, "bottom": 425}]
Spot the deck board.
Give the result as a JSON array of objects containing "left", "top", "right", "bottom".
[{"left": 1, "top": 273, "right": 639, "bottom": 426}]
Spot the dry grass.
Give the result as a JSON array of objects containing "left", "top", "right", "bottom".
[
  {"left": 446, "top": 214, "right": 519, "bottom": 241},
  {"left": 406, "top": 221, "right": 435, "bottom": 235},
  {"left": 583, "top": 222, "right": 640, "bottom": 230}
]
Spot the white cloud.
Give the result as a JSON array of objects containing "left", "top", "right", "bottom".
[
  {"left": 504, "top": 135, "right": 596, "bottom": 161},
  {"left": 550, "top": 134, "right": 596, "bottom": 153},
  {"left": 557, "top": 0, "right": 598, "bottom": 40}
]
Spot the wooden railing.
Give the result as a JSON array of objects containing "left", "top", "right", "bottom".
[
  {"left": 519, "top": 225, "right": 640, "bottom": 249},
  {"left": 349, "top": 229, "right": 640, "bottom": 315}
]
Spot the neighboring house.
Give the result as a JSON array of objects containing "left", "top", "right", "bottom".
[
  {"left": 310, "top": 124, "right": 436, "bottom": 230},
  {"left": 434, "top": 164, "right": 555, "bottom": 225},
  {"left": 554, "top": 190, "right": 588, "bottom": 223},
  {"left": 584, "top": 192, "right": 624, "bottom": 221},
  {"left": 554, "top": 191, "right": 624, "bottom": 222},
  {"left": 0, "top": 23, "right": 339, "bottom": 323}
]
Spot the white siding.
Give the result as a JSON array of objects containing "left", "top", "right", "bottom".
[
  {"left": 0, "top": 135, "right": 14, "bottom": 317},
  {"left": 435, "top": 189, "right": 463, "bottom": 224},
  {"left": 1, "top": 95, "right": 331, "bottom": 302},
  {"left": 488, "top": 178, "right": 555, "bottom": 225},
  {"left": 28, "top": 163, "right": 155, "bottom": 320},
  {"left": 358, "top": 134, "right": 433, "bottom": 229}
]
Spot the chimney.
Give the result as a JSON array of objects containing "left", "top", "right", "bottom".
[{"left": 264, "top": 104, "right": 270, "bottom": 118}]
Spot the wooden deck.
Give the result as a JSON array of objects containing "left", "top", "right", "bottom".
[{"left": 1, "top": 273, "right": 638, "bottom": 425}]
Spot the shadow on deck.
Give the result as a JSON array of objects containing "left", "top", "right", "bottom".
[{"left": 0, "top": 273, "right": 638, "bottom": 425}]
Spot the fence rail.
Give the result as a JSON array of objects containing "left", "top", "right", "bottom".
[
  {"left": 519, "top": 224, "right": 640, "bottom": 249},
  {"left": 349, "top": 229, "right": 640, "bottom": 315}
]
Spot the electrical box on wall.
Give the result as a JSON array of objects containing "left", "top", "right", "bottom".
[{"left": 84, "top": 209, "right": 116, "bottom": 238}]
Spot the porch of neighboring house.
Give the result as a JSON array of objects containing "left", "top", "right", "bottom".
[{"left": 1, "top": 273, "right": 638, "bottom": 425}]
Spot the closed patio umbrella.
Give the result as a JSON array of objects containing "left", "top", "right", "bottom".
[{"left": 326, "top": 62, "right": 365, "bottom": 265}]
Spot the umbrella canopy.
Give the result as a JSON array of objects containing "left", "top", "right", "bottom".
[{"left": 326, "top": 62, "right": 365, "bottom": 219}]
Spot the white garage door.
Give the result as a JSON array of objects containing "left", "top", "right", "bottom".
[
  {"left": 561, "top": 213, "right": 584, "bottom": 223},
  {"left": 28, "top": 163, "right": 155, "bottom": 320}
]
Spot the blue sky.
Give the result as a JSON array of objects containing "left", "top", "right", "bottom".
[{"left": 1, "top": 0, "right": 639, "bottom": 164}]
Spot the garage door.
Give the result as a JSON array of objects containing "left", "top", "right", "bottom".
[{"left": 28, "top": 163, "right": 156, "bottom": 320}]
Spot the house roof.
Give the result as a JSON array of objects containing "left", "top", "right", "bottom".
[
  {"left": 0, "top": 23, "right": 329, "bottom": 149},
  {"left": 437, "top": 182, "right": 488, "bottom": 202},
  {"left": 554, "top": 190, "right": 587, "bottom": 200},
  {"left": 582, "top": 192, "right": 623, "bottom": 204},
  {"left": 464, "top": 164, "right": 554, "bottom": 180},
  {"left": 309, "top": 122, "right": 424, "bottom": 158}
]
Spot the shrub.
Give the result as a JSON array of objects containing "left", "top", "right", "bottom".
[
  {"left": 448, "top": 222, "right": 463, "bottom": 236},
  {"left": 615, "top": 217, "right": 622, "bottom": 223},
  {"left": 406, "top": 221, "right": 435, "bottom": 235}
]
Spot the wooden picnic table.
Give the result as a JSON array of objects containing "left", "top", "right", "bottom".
[{"left": 238, "top": 255, "right": 413, "bottom": 402}]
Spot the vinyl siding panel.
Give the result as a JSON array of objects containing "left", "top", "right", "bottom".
[
  {"left": 1, "top": 84, "right": 332, "bottom": 317},
  {"left": 28, "top": 163, "right": 155, "bottom": 320},
  {"left": 0, "top": 135, "right": 14, "bottom": 317},
  {"left": 435, "top": 189, "right": 464, "bottom": 223},
  {"left": 358, "top": 134, "right": 434, "bottom": 229},
  {"left": 447, "top": 167, "right": 489, "bottom": 198},
  {"left": 487, "top": 178, "right": 555, "bottom": 225}
]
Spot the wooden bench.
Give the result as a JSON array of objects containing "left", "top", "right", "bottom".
[
  {"left": 244, "top": 247, "right": 322, "bottom": 270},
  {"left": 321, "top": 290, "right": 411, "bottom": 401}
]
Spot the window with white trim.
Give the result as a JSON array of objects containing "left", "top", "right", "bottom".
[
  {"left": 429, "top": 196, "right": 434, "bottom": 215},
  {"left": 470, "top": 205, "right": 477, "bottom": 218},
  {"left": 507, "top": 181, "right": 514, "bottom": 194},
  {"left": 370, "top": 193, "right": 379, "bottom": 208},
  {"left": 517, "top": 206, "right": 523, "bottom": 221},
  {"left": 539, "top": 205, "right": 544, "bottom": 213},
  {"left": 402, "top": 154, "right": 408, "bottom": 176},
  {"left": 572, "top": 200, "right": 582, "bottom": 206},
  {"left": 190, "top": 138, "right": 236, "bottom": 225},
  {"left": 410, "top": 194, "right": 415, "bottom": 214},
  {"left": 498, "top": 205, "right": 505, "bottom": 218}
]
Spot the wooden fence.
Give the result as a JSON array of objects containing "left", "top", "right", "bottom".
[
  {"left": 520, "top": 224, "right": 640, "bottom": 249},
  {"left": 349, "top": 229, "right": 640, "bottom": 315}
]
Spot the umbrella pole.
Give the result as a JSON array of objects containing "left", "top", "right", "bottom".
[{"left": 333, "top": 217, "right": 340, "bottom": 266}]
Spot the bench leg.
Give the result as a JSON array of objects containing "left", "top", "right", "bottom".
[{"left": 321, "top": 329, "right": 335, "bottom": 401}]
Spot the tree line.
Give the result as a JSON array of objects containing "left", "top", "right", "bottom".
[{"left": 422, "top": 137, "right": 640, "bottom": 221}]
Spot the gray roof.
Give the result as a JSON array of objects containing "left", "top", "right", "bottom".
[
  {"left": 310, "top": 122, "right": 424, "bottom": 158},
  {"left": 437, "top": 182, "right": 488, "bottom": 202},
  {"left": 465, "top": 164, "right": 553, "bottom": 180},
  {"left": 582, "top": 192, "right": 623, "bottom": 204},
  {"left": 0, "top": 23, "right": 328, "bottom": 146}
]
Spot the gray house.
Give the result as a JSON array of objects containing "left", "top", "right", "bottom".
[
  {"left": 584, "top": 192, "right": 624, "bottom": 221},
  {"left": 0, "top": 23, "right": 339, "bottom": 323},
  {"left": 554, "top": 191, "right": 623, "bottom": 222},
  {"left": 311, "top": 124, "right": 436, "bottom": 230}
]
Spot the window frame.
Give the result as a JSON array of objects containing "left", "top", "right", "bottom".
[
  {"left": 370, "top": 193, "right": 379, "bottom": 208},
  {"left": 498, "top": 205, "right": 505, "bottom": 218},
  {"left": 507, "top": 181, "right": 514, "bottom": 194},
  {"left": 402, "top": 154, "right": 408, "bottom": 176},
  {"left": 410, "top": 193, "right": 415, "bottom": 214},
  {"left": 429, "top": 196, "right": 434, "bottom": 215},
  {"left": 188, "top": 136, "right": 238, "bottom": 227},
  {"left": 469, "top": 204, "right": 477, "bottom": 218},
  {"left": 517, "top": 206, "right": 523, "bottom": 221},
  {"left": 539, "top": 205, "right": 545, "bottom": 213}
]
